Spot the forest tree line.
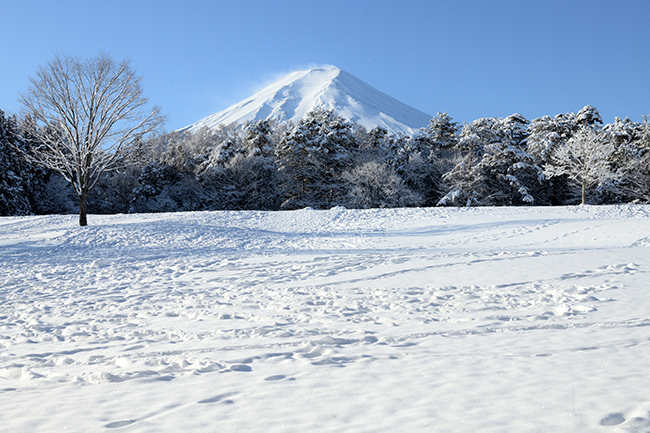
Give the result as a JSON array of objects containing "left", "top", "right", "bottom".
[{"left": 2, "top": 104, "right": 650, "bottom": 217}]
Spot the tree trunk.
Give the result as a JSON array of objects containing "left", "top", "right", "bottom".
[
  {"left": 581, "top": 181, "right": 586, "bottom": 205},
  {"left": 79, "top": 189, "right": 88, "bottom": 226}
]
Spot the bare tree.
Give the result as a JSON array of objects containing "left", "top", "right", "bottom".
[{"left": 18, "top": 52, "right": 165, "bottom": 225}]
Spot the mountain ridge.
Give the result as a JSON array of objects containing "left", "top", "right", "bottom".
[{"left": 181, "top": 66, "right": 432, "bottom": 136}]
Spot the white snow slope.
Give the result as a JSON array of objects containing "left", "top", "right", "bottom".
[
  {"left": 181, "top": 66, "right": 432, "bottom": 136},
  {"left": 2, "top": 205, "right": 650, "bottom": 432}
]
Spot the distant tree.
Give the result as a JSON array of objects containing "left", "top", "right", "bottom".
[
  {"left": 544, "top": 127, "right": 618, "bottom": 205},
  {"left": 87, "top": 166, "right": 140, "bottom": 214},
  {"left": 526, "top": 115, "right": 575, "bottom": 164},
  {"left": 436, "top": 119, "right": 488, "bottom": 206},
  {"left": 18, "top": 52, "right": 165, "bottom": 225},
  {"left": 525, "top": 110, "right": 590, "bottom": 205},
  {"left": 641, "top": 115, "right": 650, "bottom": 151}
]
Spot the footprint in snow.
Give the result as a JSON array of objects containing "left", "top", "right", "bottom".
[
  {"left": 198, "top": 392, "right": 237, "bottom": 404},
  {"left": 264, "top": 375, "right": 289, "bottom": 381},
  {"left": 105, "top": 419, "right": 137, "bottom": 429},
  {"left": 221, "top": 364, "right": 252, "bottom": 372},
  {"left": 600, "top": 412, "right": 625, "bottom": 426}
]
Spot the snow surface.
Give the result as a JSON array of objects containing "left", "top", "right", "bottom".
[
  {"left": 2, "top": 205, "right": 650, "bottom": 432},
  {"left": 181, "top": 65, "right": 432, "bottom": 136}
]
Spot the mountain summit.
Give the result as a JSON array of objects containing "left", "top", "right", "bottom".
[{"left": 181, "top": 66, "right": 431, "bottom": 136}]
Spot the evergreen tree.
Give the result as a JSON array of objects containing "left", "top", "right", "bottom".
[
  {"left": 199, "top": 120, "right": 280, "bottom": 210},
  {"left": 0, "top": 111, "right": 62, "bottom": 215},
  {"left": 131, "top": 134, "right": 203, "bottom": 213},
  {"left": 276, "top": 109, "right": 356, "bottom": 209},
  {"left": 576, "top": 105, "right": 603, "bottom": 127},
  {"left": 418, "top": 111, "right": 460, "bottom": 156},
  {"left": 0, "top": 111, "right": 31, "bottom": 215},
  {"left": 243, "top": 119, "right": 275, "bottom": 157},
  {"left": 438, "top": 115, "right": 539, "bottom": 206}
]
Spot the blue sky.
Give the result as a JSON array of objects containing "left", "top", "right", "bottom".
[{"left": 2, "top": 0, "right": 649, "bottom": 132}]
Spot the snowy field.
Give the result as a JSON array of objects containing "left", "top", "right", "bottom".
[{"left": 1, "top": 205, "right": 650, "bottom": 432}]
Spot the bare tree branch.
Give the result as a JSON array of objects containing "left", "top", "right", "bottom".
[{"left": 17, "top": 52, "right": 166, "bottom": 225}]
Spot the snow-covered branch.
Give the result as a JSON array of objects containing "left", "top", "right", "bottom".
[{"left": 18, "top": 52, "right": 165, "bottom": 225}]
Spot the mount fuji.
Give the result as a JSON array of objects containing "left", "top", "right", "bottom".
[{"left": 181, "top": 65, "right": 432, "bottom": 136}]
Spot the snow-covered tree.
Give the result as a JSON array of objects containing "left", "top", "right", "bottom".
[
  {"left": 576, "top": 104, "right": 603, "bottom": 127},
  {"left": 199, "top": 120, "right": 280, "bottom": 210},
  {"left": 276, "top": 109, "right": 356, "bottom": 209},
  {"left": 0, "top": 111, "right": 31, "bottom": 215},
  {"left": 526, "top": 115, "right": 575, "bottom": 164},
  {"left": 0, "top": 111, "right": 62, "bottom": 216},
  {"left": 417, "top": 111, "right": 460, "bottom": 155},
  {"left": 18, "top": 52, "right": 165, "bottom": 225},
  {"left": 131, "top": 134, "right": 203, "bottom": 213},
  {"left": 86, "top": 165, "right": 140, "bottom": 214},
  {"left": 595, "top": 116, "right": 650, "bottom": 203},
  {"left": 544, "top": 127, "right": 618, "bottom": 205},
  {"left": 376, "top": 128, "right": 446, "bottom": 207},
  {"left": 438, "top": 114, "right": 540, "bottom": 206},
  {"left": 242, "top": 119, "right": 275, "bottom": 157},
  {"left": 357, "top": 127, "right": 393, "bottom": 160},
  {"left": 640, "top": 115, "right": 650, "bottom": 151},
  {"left": 342, "top": 160, "right": 421, "bottom": 209}
]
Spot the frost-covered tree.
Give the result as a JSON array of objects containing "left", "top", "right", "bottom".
[
  {"left": 18, "top": 52, "right": 165, "bottom": 225},
  {"left": 596, "top": 116, "right": 650, "bottom": 203},
  {"left": 544, "top": 127, "right": 618, "bottom": 205},
  {"left": 379, "top": 129, "right": 447, "bottom": 207},
  {"left": 357, "top": 127, "right": 393, "bottom": 160},
  {"left": 438, "top": 114, "right": 540, "bottom": 206},
  {"left": 342, "top": 160, "right": 421, "bottom": 209},
  {"left": 640, "top": 115, "right": 650, "bottom": 151},
  {"left": 198, "top": 120, "right": 280, "bottom": 210},
  {"left": 276, "top": 109, "right": 356, "bottom": 209},
  {"left": 526, "top": 115, "right": 576, "bottom": 164},
  {"left": 86, "top": 165, "right": 140, "bottom": 214},
  {"left": 131, "top": 133, "right": 203, "bottom": 213}
]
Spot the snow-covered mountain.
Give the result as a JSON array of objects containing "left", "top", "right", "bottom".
[{"left": 181, "top": 65, "right": 432, "bottom": 136}]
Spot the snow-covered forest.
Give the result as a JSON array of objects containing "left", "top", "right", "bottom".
[{"left": 2, "top": 105, "right": 650, "bottom": 217}]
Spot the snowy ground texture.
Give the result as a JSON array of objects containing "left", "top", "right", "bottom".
[{"left": 2, "top": 206, "right": 650, "bottom": 432}]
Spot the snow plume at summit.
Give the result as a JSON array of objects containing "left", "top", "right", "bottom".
[{"left": 181, "top": 66, "right": 432, "bottom": 136}]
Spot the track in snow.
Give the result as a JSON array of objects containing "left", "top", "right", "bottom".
[{"left": 1, "top": 206, "right": 650, "bottom": 432}]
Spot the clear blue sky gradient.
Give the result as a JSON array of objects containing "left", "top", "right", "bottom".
[{"left": 2, "top": 0, "right": 649, "bottom": 132}]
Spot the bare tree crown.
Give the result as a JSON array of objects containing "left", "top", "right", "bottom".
[{"left": 19, "top": 52, "right": 165, "bottom": 225}]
